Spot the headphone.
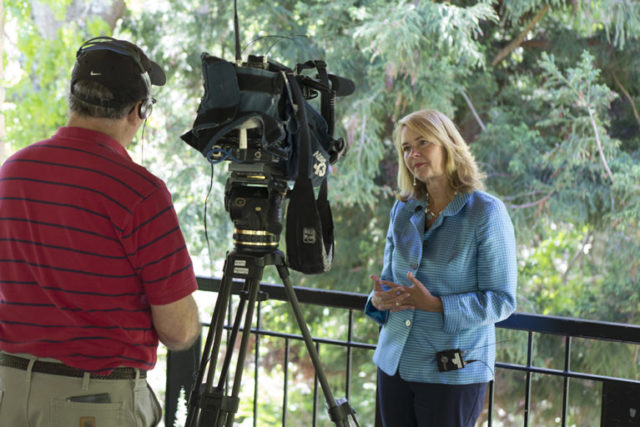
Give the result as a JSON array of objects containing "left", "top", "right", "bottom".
[
  {"left": 137, "top": 72, "right": 154, "bottom": 120},
  {"left": 76, "top": 36, "right": 155, "bottom": 120}
]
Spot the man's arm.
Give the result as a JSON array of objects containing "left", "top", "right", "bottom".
[{"left": 151, "top": 293, "right": 201, "bottom": 351}]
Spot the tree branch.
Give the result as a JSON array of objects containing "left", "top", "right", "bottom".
[
  {"left": 587, "top": 107, "right": 615, "bottom": 184},
  {"left": 502, "top": 190, "right": 549, "bottom": 202},
  {"left": 610, "top": 68, "right": 640, "bottom": 128},
  {"left": 358, "top": 113, "right": 367, "bottom": 164},
  {"left": 460, "top": 89, "right": 486, "bottom": 132},
  {"left": 507, "top": 189, "right": 555, "bottom": 209},
  {"left": 561, "top": 230, "right": 591, "bottom": 285},
  {"left": 521, "top": 38, "right": 549, "bottom": 49},
  {"left": 491, "top": 4, "right": 550, "bottom": 66}
]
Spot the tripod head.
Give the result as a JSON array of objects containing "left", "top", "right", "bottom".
[{"left": 224, "top": 163, "right": 288, "bottom": 254}]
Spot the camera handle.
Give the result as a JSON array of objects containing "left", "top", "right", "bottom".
[{"left": 185, "top": 249, "right": 358, "bottom": 427}]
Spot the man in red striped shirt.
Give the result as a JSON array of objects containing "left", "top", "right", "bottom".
[{"left": 0, "top": 37, "right": 201, "bottom": 426}]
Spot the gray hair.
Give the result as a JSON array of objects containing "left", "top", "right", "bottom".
[{"left": 68, "top": 80, "right": 135, "bottom": 119}]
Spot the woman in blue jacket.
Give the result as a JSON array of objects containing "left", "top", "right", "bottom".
[{"left": 365, "top": 109, "right": 517, "bottom": 427}]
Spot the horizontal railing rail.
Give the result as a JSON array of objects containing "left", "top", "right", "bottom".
[{"left": 165, "top": 277, "right": 640, "bottom": 427}]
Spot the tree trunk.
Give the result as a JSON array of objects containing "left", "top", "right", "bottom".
[{"left": 30, "top": 0, "right": 126, "bottom": 40}]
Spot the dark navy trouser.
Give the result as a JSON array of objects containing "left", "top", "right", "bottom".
[{"left": 377, "top": 368, "right": 487, "bottom": 427}]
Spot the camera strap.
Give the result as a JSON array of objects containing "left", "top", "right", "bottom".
[
  {"left": 285, "top": 72, "right": 335, "bottom": 274},
  {"left": 297, "top": 60, "right": 335, "bottom": 136}
]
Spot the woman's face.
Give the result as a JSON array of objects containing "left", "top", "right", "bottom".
[{"left": 400, "top": 126, "right": 447, "bottom": 185}]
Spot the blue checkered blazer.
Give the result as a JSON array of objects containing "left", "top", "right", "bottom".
[{"left": 365, "top": 191, "right": 517, "bottom": 384}]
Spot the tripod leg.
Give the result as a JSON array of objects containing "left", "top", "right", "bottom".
[
  {"left": 199, "top": 285, "right": 249, "bottom": 427},
  {"left": 197, "top": 274, "right": 261, "bottom": 427},
  {"left": 204, "top": 254, "right": 243, "bottom": 388},
  {"left": 186, "top": 256, "right": 237, "bottom": 427},
  {"left": 187, "top": 251, "right": 270, "bottom": 427},
  {"left": 276, "top": 263, "right": 353, "bottom": 427},
  {"left": 187, "top": 249, "right": 357, "bottom": 426},
  {"left": 223, "top": 275, "right": 262, "bottom": 426},
  {"left": 215, "top": 286, "right": 249, "bottom": 390}
]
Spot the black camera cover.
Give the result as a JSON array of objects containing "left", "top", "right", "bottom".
[
  {"left": 181, "top": 53, "right": 349, "bottom": 274},
  {"left": 181, "top": 53, "right": 339, "bottom": 187}
]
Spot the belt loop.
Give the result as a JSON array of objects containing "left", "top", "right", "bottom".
[
  {"left": 25, "top": 359, "right": 35, "bottom": 388},
  {"left": 24, "top": 359, "right": 35, "bottom": 422},
  {"left": 82, "top": 372, "right": 90, "bottom": 390},
  {"left": 134, "top": 369, "right": 143, "bottom": 389}
]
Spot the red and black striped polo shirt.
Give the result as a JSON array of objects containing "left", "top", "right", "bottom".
[{"left": 0, "top": 127, "right": 198, "bottom": 374}]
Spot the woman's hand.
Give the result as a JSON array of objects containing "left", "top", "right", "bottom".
[
  {"left": 369, "top": 275, "right": 412, "bottom": 312},
  {"left": 370, "top": 273, "right": 444, "bottom": 313},
  {"left": 404, "top": 272, "right": 443, "bottom": 313}
]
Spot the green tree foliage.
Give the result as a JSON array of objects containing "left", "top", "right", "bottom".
[
  {"left": 3, "top": 0, "right": 115, "bottom": 153},
  {"left": 5, "top": 1, "right": 640, "bottom": 425}
]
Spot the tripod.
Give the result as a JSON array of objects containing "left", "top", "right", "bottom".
[
  {"left": 185, "top": 230, "right": 358, "bottom": 426},
  {"left": 183, "top": 32, "right": 357, "bottom": 422}
]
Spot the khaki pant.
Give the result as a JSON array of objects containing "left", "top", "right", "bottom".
[{"left": 0, "top": 354, "right": 162, "bottom": 427}]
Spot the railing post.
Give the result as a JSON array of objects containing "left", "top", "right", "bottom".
[
  {"left": 562, "top": 336, "right": 571, "bottom": 427},
  {"left": 346, "top": 309, "right": 353, "bottom": 401},
  {"left": 524, "top": 331, "right": 533, "bottom": 427},
  {"left": 375, "top": 369, "right": 383, "bottom": 427},
  {"left": 283, "top": 338, "right": 290, "bottom": 426},
  {"left": 487, "top": 380, "right": 494, "bottom": 427},
  {"left": 165, "top": 336, "right": 201, "bottom": 427}
]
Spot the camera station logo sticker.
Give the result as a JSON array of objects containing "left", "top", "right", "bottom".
[
  {"left": 312, "top": 150, "right": 327, "bottom": 178},
  {"left": 303, "top": 228, "right": 317, "bottom": 244}
]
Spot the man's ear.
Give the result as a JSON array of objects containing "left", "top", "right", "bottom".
[{"left": 126, "top": 101, "right": 142, "bottom": 125}]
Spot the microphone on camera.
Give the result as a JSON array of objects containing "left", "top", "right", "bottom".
[{"left": 327, "top": 74, "right": 355, "bottom": 97}]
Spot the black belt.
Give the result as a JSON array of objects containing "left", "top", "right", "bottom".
[{"left": 0, "top": 353, "right": 146, "bottom": 380}]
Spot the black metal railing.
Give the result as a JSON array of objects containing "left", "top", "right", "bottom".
[{"left": 165, "top": 277, "right": 640, "bottom": 426}]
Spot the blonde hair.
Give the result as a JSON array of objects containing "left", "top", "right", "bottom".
[{"left": 394, "top": 109, "right": 485, "bottom": 201}]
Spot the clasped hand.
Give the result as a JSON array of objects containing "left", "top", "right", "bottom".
[{"left": 370, "top": 272, "right": 443, "bottom": 313}]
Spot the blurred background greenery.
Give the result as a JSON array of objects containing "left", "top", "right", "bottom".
[{"left": 4, "top": 1, "right": 640, "bottom": 425}]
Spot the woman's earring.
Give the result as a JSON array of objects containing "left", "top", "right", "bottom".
[{"left": 413, "top": 175, "right": 417, "bottom": 186}]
